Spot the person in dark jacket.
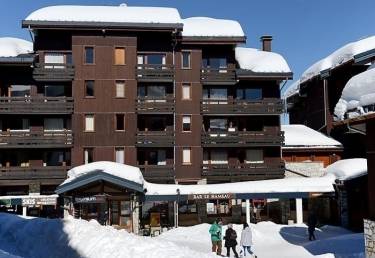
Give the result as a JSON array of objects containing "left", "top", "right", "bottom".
[
  {"left": 307, "top": 212, "right": 317, "bottom": 241},
  {"left": 224, "top": 224, "right": 239, "bottom": 258}
]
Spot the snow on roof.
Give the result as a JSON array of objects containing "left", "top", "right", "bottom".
[
  {"left": 62, "top": 161, "right": 144, "bottom": 186},
  {"left": 334, "top": 67, "right": 375, "bottom": 120},
  {"left": 0, "top": 37, "right": 33, "bottom": 57},
  {"left": 281, "top": 124, "right": 342, "bottom": 149},
  {"left": 283, "top": 80, "right": 300, "bottom": 99},
  {"left": 300, "top": 36, "right": 375, "bottom": 83},
  {"left": 25, "top": 5, "right": 182, "bottom": 25},
  {"left": 326, "top": 158, "right": 367, "bottom": 181},
  {"left": 235, "top": 47, "right": 291, "bottom": 73},
  {"left": 182, "top": 17, "right": 244, "bottom": 37}
]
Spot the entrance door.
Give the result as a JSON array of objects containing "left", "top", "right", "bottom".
[{"left": 110, "top": 200, "right": 132, "bottom": 232}]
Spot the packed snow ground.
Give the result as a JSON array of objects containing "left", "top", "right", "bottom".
[{"left": 0, "top": 213, "right": 364, "bottom": 258}]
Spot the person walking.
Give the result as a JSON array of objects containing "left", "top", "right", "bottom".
[
  {"left": 224, "top": 224, "right": 239, "bottom": 258},
  {"left": 307, "top": 212, "right": 317, "bottom": 241},
  {"left": 209, "top": 218, "right": 223, "bottom": 256},
  {"left": 240, "top": 223, "right": 255, "bottom": 257}
]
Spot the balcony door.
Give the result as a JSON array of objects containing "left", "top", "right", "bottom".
[{"left": 137, "top": 54, "right": 166, "bottom": 67}]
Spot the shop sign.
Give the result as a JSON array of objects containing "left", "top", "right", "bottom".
[
  {"left": 74, "top": 195, "right": 106, "bottom": 204},
  {"left": 22, "top": 197, "right": 57, "bottom": 207},
  {"left": 188, "top": 193, "right": 235, "bottom": 200}
]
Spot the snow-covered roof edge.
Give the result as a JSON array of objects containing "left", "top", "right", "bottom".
[
  {"left": 283, "top": 80, "right": 300, "bottom": 99},
  {"left": 325, "top": 158, "right": 367, "bottom": 181},
  {"left": 0, "top": 37, "right": 33, "bottom": 58}
]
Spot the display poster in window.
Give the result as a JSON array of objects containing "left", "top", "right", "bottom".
[
  {"left": 150, "top": 212, "right": 161, "bottom": 227},
  {"left": 206, "top": 202, "right": 216, "bottom": 215}
]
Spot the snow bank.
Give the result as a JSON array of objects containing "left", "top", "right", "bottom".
[
  {"left": 235, "top": 47, "right": 291, "bottom": 73},
  {"left": 281, "top": 124, "right": 342, "bottom": 149},
  {"left": 0, "top": 37, "right": 33, "bottom": 57},
  {"left": 283, "top": 80, "right": 301, "bottom": 99},
  {"left": 326, "top": 158, "right": 367, "bottom": 181},
  {"left": 182, "top": 17, "right": 244, "bottom": 37},
  {"left": 301, "top": 36, "right": 375, "bottom": 83},
  {"left": 25, "top": 5, "right": 182, "bottom": 24},
  {"left": 62, "top": 161, "right": 144, "bottom": 185},
  {"left": 334, "top": 67, "right": 375, "bottom": 120}
]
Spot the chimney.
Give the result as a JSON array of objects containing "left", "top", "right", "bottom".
[{"left": 260, "top": 35, "right": 273, "bottom": 52}]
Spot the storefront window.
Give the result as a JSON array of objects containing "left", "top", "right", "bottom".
[
  {"left": 178, "top": 200, "right": 197, "bottom": 214},
  {"left": 206, "top": 200, "right": 231, "bottom": 216}
]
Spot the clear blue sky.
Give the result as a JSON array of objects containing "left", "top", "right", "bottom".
[{"left": 1, "top": 0, "right": 375, "bottom": 90}]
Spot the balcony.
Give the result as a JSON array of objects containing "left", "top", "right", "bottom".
[
  {"left": 0, "top": 166, "right": 68, "bottom": 184},
  {"left": 201, "top": 68, "right": 237, "bottom": 85},
  {"left": 138, "top": 165, "right": 175, "bottom": 182},
  {"left": 201, "top": 98, "right": 284, "bottom": 115},
  {"left": 33, "top": 63, "right": 75, "bottom": 82},
  {"left": 202, "top": 161, "right": 285, "bottom": 182},
  {"left": 0, "top": 97, "right": 73, "bottom": 114},
  {"left": 136, "top": 131, "right": 175, "bottom": 147},
  {"left": 136, "top": 64, "right": 174, "bottom": 82},
  {"left": 201, "top": 130, "right": 284, "bottom": 147},
  {"left": 136, "top": 96, "right": 175, "bottom": 113},
  {"left": 0, "top": 130, "right": 73, "bottom": 148}
]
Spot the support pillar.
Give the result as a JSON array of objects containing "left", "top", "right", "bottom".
[
  {"left": 22, "top": 206, "right": 27, "bottom": 217},
  {"left": 296, "top": 198, "right": 303, "bottom": 224},
  {"left": 245, "top": 199, "right": 250, "bottom": 225},
  {"left": 174, "top": 201, "right": 179, "bottom": 228}
]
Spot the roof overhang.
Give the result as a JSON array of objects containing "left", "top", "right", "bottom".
[
  {"left": 236, "top": 69, "right": 293, "bottom": 80},
  {"left": 56, "top": 170, "right": 144, "bottom": 195},
  {"left": 0, "top": 56, "right": 34, "bottom": 66},
  {"left": 354, "top": 48, "right": 375, "bottom": 65},
  {"left": 282, "top": 146, "right": 343, "bottom": 152},
  {"left": 180, "top": 36, "right": 246, "bottom": 45},
  {"left": 22, "top": 20, "right": 183, "bottom": 32}
]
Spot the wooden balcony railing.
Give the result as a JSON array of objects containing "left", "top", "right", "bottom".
[
  {"left": 0, "top": 97, "right": 73, "bottom": 114},
  {"left": 138, "top": 165, "right": 175, "bottom": 182},
  {"left": 136, "top": 131, "right": 175, "bottom": 147},
  {"left": 0, "top": 166, "right": 69, "bottom": 181},
  {"left": 136, "top": 64, "right": 174, "bottom": 82},
  {"left": 33, "top": 63, "right": 75, "bottom": 81},
  {"left": 136, "top": 96, "right": 175, "bottom": 113},
  {"left": 201, "top": 98, "right": 284, "bottom": 114},
  {"left": 201, "top": 68, "right": 237, "bottom": 85},
  {"left": 0, "top": 130, "right": 73, "bottom": 148},
  {"left": 201, "top": 130, "right": 284, "bottom": 147},
  {"left": 202, "top": 161, "right": 285, "bottom": 182}
]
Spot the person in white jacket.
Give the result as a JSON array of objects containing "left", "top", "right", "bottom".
[{"left": 240, "top": 223, "right": 254, "bottom": 257}]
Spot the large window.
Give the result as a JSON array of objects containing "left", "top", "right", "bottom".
[
  {"left": 182, "top": 116, "right": 191, "bottom": 132},
  {"left": 44, "top": 52, "right": 72, "bottom": 66},
  {"left": 114, "top": 47, "right": 126, "bottom": 65},
  {"left": 115, "top": 148, "right": 125, "bottom": 164},
  {"left": 115, "top": 81, "right": 125, "bottom": 98},
  {"left": 9, "top": 85, "right": 31, "bottom": 97},
  {"left": 84, "top": 47, "right": 94, "bottom": 64},
  {"left": 182, "top": 148, "right": 191, "bottom": 165},
  {"left": 203, "top": 87, "right": 228, "bottom": 100},
  {"left": 138, "top": 85, "right": 166, "bottom": 98},
  {"left": 246, "top": 149, "right": 264, "bottom": 164},
  {"left": 84, "top": 148, "right": 94, "bottom": 164},
  {"left": 45, "top": 85, "right": 65, "bottom": 97},
  {"left": 209, "top": 118, "right": 227, "bottom": 131},
  {"left": 116, "top": 114, "right": 125, "bottom": 131},
  {"left": 207, "top": 200, "right": 231, "bottom": 215},
  {"left": 181, "top": 51, "right": 191, "bottom": 69},
  {"left": 182, "top": 83, "right": 191, "bottom": 100},
  {"left": 210, "top": 150, "right": 228, "bottom": 164},
  {"left": 202, "top": 58, "right": 227, "bottom": 69},
  {"left": 45, "top": 151, "right": 64, "bottom": 166},
  {"left": 84, "top": 115, "right": 95, "bottom": 132},
  {"left": 137, "top": 54, "right": 166, "bottom": 65},
  {"left": 85, "top": 80, "right": 95, "bottom": 97},
  {"left": 44, "top": 118, "right": 64, "bottom": 131},
  {"left": 236, "top": 88, "right": 262, "bottom": 100}
]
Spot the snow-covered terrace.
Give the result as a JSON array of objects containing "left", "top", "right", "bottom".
[{"left": 0, "top": 37, "right": 33, "bottom": 63}]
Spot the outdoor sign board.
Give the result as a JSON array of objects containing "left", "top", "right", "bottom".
[
  {"left": 22, "top": 197, "right": 57, "bottom": 206},
  {"left": 188, "top": 193, "right": 235, "bottom": 200},
  {"left": 74, "top": 195, "right": 106, "bottom": 204}
]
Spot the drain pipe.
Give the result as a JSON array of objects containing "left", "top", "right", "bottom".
[{"left": 318, "top": 79, "right": 328, "bottom": 132}]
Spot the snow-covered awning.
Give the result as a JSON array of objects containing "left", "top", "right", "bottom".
[
  {"left": 23, "top": 5, "right": 183, "bottom": 30},
  {"left": 281, "top": 124, "right": 342, "bottom": 149},
  {"left": 0, "top": 37, "right": 33, "bottom": 58},
  {"left": 325, "top": 158, "right": 367, "bottom": 181}
]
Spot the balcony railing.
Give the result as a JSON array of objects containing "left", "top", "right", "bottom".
[
  {"left": 0, "top": 166, "right": 69, "bottom": 181},
  {"left": 33, "top": 63, "right": 75, "bottom": 81},
  {"left": 136, "top": 131, "right": 175, "bottom": 147},
  {"left": 201, "top": 68, "right": 237, "bottom": 85},
  {"left": 0, "top": 130, "right": 73, "bottom": 148},
  {"left": 201, "top": 98, "right": 284, "bottom": 114},
  {"left": 0, "top": 97, "right": 73, "bottom": 114},
  {"left": 136, "top": 64, "right": 174, "bottom": 82},
  {"left": 202, "top": 161, "right": 285, "bottom": 182},
  {"left": 138, "top": 165, "right": 175, "bottom": 182},
  {"left": 201, "top": 130, "right": 284, "bottom": 147},
  {"left": 136, "top": 96, "right": 175, "bottom": 113}
]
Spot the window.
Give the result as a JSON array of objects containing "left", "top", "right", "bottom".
[
  {"left": 182, "top": 51, "right": 191, "bottom": 69},
  {"left": 116, "top": 114, "right": 125, "bottom": 131},
  {"left": 236, "top": 88, "right": 262, "bottom": 100},
  {"left": 44, "top": 118, "right": 64, "bottom": 131},
  {"left": 182, "top": 148, "right": 191, "bottom": 164},
  {"left": 114, "top": 47, "right": 126, "bottom": 65},
  {"left": 202, "top": 58, "right": 227, "bottom": 69},
  {"left": 137, "top": 54, "right": 166, "bottom": 65},
  {"left": 45, "top": 151, "right": 64, "bottom": 166},
  {"left": 85, "top": 115, "right": 94, "bottom": 132},
  {"left": 203, "top": 87, "right": 227, "bottom": 100},
  {"left": 9, "top": 85, "right": 31, "bottom": 97},
  {"left": 84, "top": 47, "right": 94, "bottom": 64},
  {"left": 182, "top": 116, "right": 191, "bottom": 132},
  {"left": 211, "top": 150, "right": 228, "bottom": 164},
  {"left": 178, "top": 200, "right": 197, "bottom": 214},
  {"left": 85, "top": 80, "right": 94, "bottom": 97},
  {"left": 207, "top": 200, "right": 231, "bottom": 215},
  {"left": 84, "top": 148, "right": 93, "bottom": 164},
  {"left": 45, "top": 85, "right": 65, "bottom": 97},
  {"left": 115, "top": 81, "right": 125, "bottom": 98},
  {"left": 182, "top": 83, "right": 191, "bottom": 100},
  {"left": 115, "top": 148, "right": 125, "bottom": 164},
  {"left": 209, "top": 118, "right": 227, "bottom": 131},
  {"left": 246, "top": 149, "right": 264, "bottom": 164}
]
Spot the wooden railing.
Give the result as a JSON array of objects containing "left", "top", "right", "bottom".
[
  {"left": 33, "top": 63, "right": 75, "bottom": 81},
  {"left": 136, "top": 131, "right": 175, "bottom": 147},
  {"left": 0, "top": 166, "right": 69, "bottom": 180},
  {"left": 136, "top": 96, "right": 175, "bottom": 113},
  {"left": 202, "top": 161, "right": 285, "bottom": 181},
  {"left": 0, "top": 130, "right": 73, "bottom": 148},
  {"left": 201, "top": 68, "right": 236, "bottom": 84},
  {"left": 201, "top": 98, "right": 284, "bottom": 114},
  {"left": 136, "top": 64, "right": 174, "bottom": 82},
  {"left": 138, "top": 165, "right": 175, "bottom": 182},
  {"left": 201, "top": 130, "right": 284, "bottom": 147},
  {"left": 0, "top": 96, "right": 73, "bottom": 114}
]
